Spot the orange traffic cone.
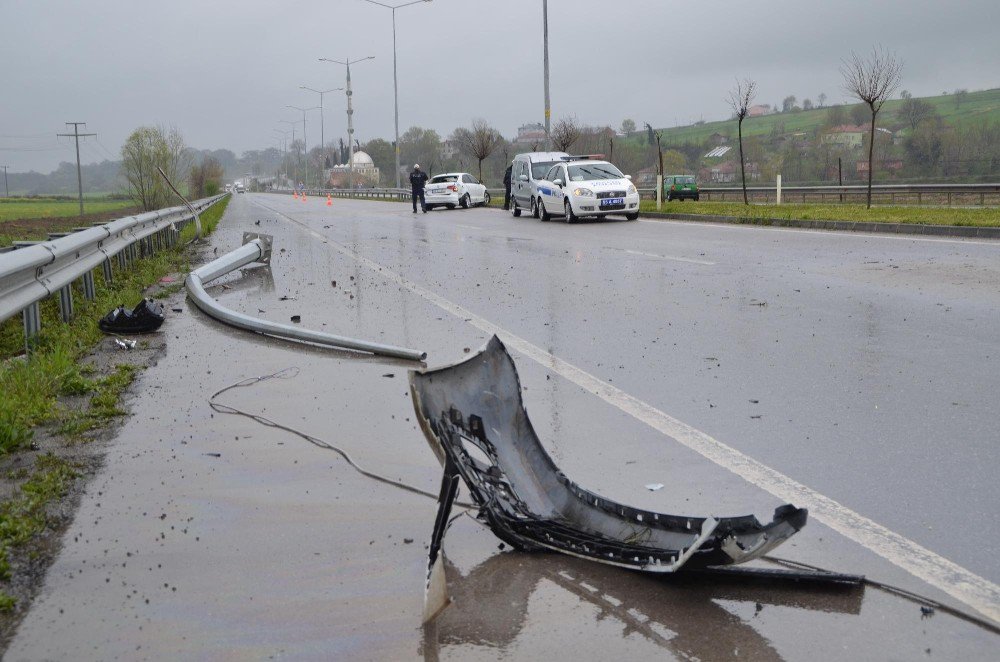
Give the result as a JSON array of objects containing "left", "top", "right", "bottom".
[
  {"left": 301, "top": 192, "right": 307, "bottom": 202},
  {"left": 326, "top": 195, "right": 332, "bottom": 206},
  {"left": 292, "top": 191, "right": 298, "bottom": 200}
]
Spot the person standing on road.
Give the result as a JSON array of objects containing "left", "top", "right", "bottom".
[
  {"left": 410, "top": 164, "right": 428, "bottom": 213},
  {"left": 503, "top": 164, "right": 513, "bottom": 210}
]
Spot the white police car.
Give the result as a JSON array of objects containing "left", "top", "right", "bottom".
[{"left": 535, "top": 159, "right": 640, "bottom": 222}]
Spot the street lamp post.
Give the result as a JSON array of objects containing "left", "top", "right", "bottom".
[
  {"left": 361, "top": 0, "right": 433, "bottom": 189},
  {"left": 273, "top": 129, "right": 291, "bottom": 183},
  {"left": 543, "top": 0, "right": 551, "bottom": 151},
  {"left": 278, "top": 120, "right": 298, "bottom": 184},
  {"left": 299, "top": 86, "right": 343, "bottom": 166},
  {"left": 319, "top": 56, "right": 374, "bottom": 191},
  {"left": 286, "top": 105, "right": 319, "bottom": 186}
]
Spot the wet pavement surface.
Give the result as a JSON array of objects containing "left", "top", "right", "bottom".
[{"left": 7, "top": 194, "right": 999, "bottom": 660}]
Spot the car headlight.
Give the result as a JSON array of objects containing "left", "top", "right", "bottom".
[
  {"left": 573, "top": 188, "right": 595, "bottom": 197},
  {"left": 627, "top": 183, "right": 637, "bottom": 194}
]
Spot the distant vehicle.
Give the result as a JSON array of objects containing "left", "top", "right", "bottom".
[
  {"left": 224, "top": 183, "right": 232, "bottom": 193},
  {"left": 424, "top": 173, "right": 490, "bottom": 211},
  {"left": 235, "top": 182, "right": 245, "bottom": 193},
  {"left": 509, "top": 151, "right": 569, "bottom": 218},
  {"left": 535, "top": 159, "right": 640, "bottom": 222},
  {"left": 664, "top": 175, "right": 699, "bottom": 201}
]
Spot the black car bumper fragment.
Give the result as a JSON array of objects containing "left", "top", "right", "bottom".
[{"left": 410, "top": 336, "right": 807, "bottom": 576}]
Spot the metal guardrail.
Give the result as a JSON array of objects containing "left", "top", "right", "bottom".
[
  {"left": 0, "top": 194, "right": 227, "bottom": 350},
  {"left": 265, "top": 182, "right": 999, "bottom": 207},
  {"left": 636, "top": 183, "right": 1000, "bottom": 206},
  {"left": 270, "top": 187, "right": 411, "bottom": 201}
]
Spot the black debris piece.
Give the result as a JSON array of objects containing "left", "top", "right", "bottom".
[
  {"left": 410, "top": 336, "right": 807, "bottom": 577},
  {"left": 290, "top": 315, "right": 301, "bottom": 323},
  {"left": 98, "top": 299, "right": 165, "bottom": 334}
]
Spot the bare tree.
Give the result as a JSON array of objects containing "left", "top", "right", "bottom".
[
  {"left": 841, "top": 46, "right": 902, "bottom": 208},
  {"left": 454, "top": 119, "right": 503, "bottom": 183},
  {"left": 550, "top": 116, "right": 582, "bottom": 153},
  {"left": 120, "top": 125, "right": 189, "bottom": 211},
  {"left": 818, "top": 92, "right": 827, "bottom": 107},
  {"left": 727, "top": 77, "right": 757, "bottom": 205}
]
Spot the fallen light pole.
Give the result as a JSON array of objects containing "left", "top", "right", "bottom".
[{"left": 186, "top": 233, "right": 426, "bottom": 361}]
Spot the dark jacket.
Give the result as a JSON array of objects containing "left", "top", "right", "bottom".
[
  {"left": 503, "top": 165, "right": 513, "bottom": 187},
  {"left": 409, "top": 170, "right": 429, "bottom": 191}
]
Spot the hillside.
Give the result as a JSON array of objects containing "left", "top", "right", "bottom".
[{"left": 651, "top": 88, "right": 1000, "bottom": 145}]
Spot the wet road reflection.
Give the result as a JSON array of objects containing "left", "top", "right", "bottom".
[{"left": 423, "top": 553, "right": 863, "bottom": 661}]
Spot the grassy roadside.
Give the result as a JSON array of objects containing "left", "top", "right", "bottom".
[
  {"left": 0, "top": 194, "right": 229, "bottom": 615},
  {"left": 0, "top": 198, "right": 134, "bottom": 223},
  {"left": 638, "top": 200, "right": 1000, "bottom": 227}
]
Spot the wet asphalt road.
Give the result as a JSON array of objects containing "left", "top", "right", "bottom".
[{"left": 8, "top": 193, "right": 1000, "bottom": 660}]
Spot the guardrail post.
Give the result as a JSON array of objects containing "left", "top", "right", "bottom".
[
  {"left": 102, "top": 258, "right": 113, "bottom": 285},
  {"left": 57, "top": 285, "right": 74, "bottom": 322},
  {"left": 82, "top": 271, "right": 96, "bottom": 301},
  {"left": 23, "top": 302, "right": 41, "bottom": 350}
]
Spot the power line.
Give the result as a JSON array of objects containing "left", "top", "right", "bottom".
[{"left": 56, "top": 122, "right": 97, "bottom": 216}]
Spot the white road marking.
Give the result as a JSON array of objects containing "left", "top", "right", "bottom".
[
  {"left": 255, "top": 198, "right": 1000, "bottom": 625},
  {"left": 639, "top": 217, "right": 1000, "bottom": 247},
  {"left": 622, "top": 248, "right": 715, "bottom": 266}
]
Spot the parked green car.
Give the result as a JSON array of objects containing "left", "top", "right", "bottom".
[{"left": 664, "top": 175, "right": 699, "bottom": 201}]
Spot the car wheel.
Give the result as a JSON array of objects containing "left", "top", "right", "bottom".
[
  {"left": 531, "top": 197, "right": 540, "bottom": 219},
  {"left": 446, "top": 204, "right": 455, "bottom": 210},
  {"left": 483, "top": 191, "right": 491, "bottom": 206},
  {"left": 564, "top": 199, "right": 577, "bottom": 223},
  {"left": 460, "top": 194, "right": 471, "bottom": 209},
  {"left": 626, "top": 212, "right": 639, "bottom": 221},
  {"left": 539, "top": 198, "right": 551, "bottom": 222},
  {"left": 694, "top": 195, "right": 700, "bottom": 202},
  {"left": 511, "top": 200, "right": 521, "bottom": 217}
]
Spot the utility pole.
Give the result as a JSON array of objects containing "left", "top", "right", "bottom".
[
  {"left": 543, "top": 0, "right": 551, "bottom": 151},
  {"left": 279, "top": 119, "right": 299, "bottom": 184},
  {"left": 1, "top": 165, "right": 8, "bottom": 198},
  {"left": 57, "top": 122, "right": 96, "bottom": 216}
]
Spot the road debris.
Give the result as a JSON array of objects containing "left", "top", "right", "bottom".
[
  {"left": 98, "top": 299, "right": 165, "bottom": 334},
  {"left": 411, "top": 336, "right": 808, "bottom": 621},
  {"left": 645, "top": 483, "right": 664, "bottom": 491}
]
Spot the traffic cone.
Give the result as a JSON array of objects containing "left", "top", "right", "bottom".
[
  {"left": 301, "top": 192, "right": 307, "bottom": 202},
  {"left": 326, "top": 195, "right": 332, "bottom": 206},
  {"left": 292, "top": 191, "right": 298, "bottom": 200}
]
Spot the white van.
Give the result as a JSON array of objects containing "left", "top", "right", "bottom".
[{"left": 509, "top": 151, "right": 569, "bottom": 218}]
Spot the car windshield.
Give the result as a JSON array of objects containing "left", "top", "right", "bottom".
[
  {"left": 531, "top": 161, "right": 559, "bottom": 179},
  {"left": 680, "top": 176, "right": 695, "bottom": 184},
  {"left": 568, "top": 163, "right": 625, "bottom": 181},
  {"left": 430, "top": 175, "right": 458, "bottom": 183}
]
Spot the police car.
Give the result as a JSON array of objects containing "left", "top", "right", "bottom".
[{"left": 535, "top": 159, "right": 640, "bottom": 222}]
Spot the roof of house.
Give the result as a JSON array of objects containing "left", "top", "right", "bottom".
[{"left": 826, "top": 124, "right": 867, "bottom": 134}]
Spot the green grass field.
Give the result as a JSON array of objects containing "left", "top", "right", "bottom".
[
  {"left": 639, "top": 200, "right": 1000, "bottom": 226},
  {"left": 0, "top": 197, "right": 134, "bottom": 223},
  {"left": 646, "top": 88, "right": 1000, "bottom": 146}
]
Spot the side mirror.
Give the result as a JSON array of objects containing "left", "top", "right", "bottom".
[
  {"left": 625, "top": 174, "right": 633, "bottom": 180},
  {"left": 518, "top": 174, "right": 528, "bottom": 182},
  {"left": 553, "top": 178, "right": 563, "bottom": 187}
]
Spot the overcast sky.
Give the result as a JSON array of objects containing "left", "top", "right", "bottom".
[{"left": 2, "top": 0, "right": 998, "bottom": 173}]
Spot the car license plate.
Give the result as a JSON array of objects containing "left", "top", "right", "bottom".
[{"left": 600, "top": 197, "right": 624, "bottom": 206}]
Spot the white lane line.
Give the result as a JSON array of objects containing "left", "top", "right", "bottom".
[
  {"left": 622, "top": 248, "right": 716, "bottom": 266},
  {"left": 255, "top": 199, "right": 1000, "bottom": 625},
  {"left": 639, "top": 217, "right": 1000, "bottom": 247}
]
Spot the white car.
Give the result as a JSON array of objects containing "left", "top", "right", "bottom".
[
  {"left": 535, "top": 160, "right": 640, "bottom": 222},
  {"left": 424, "top": 173, "right": 490, "bottom": 211}
]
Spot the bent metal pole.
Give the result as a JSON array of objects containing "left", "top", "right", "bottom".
[{"left": 185, "top": 236, "right": 426, "bottom": 361}]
